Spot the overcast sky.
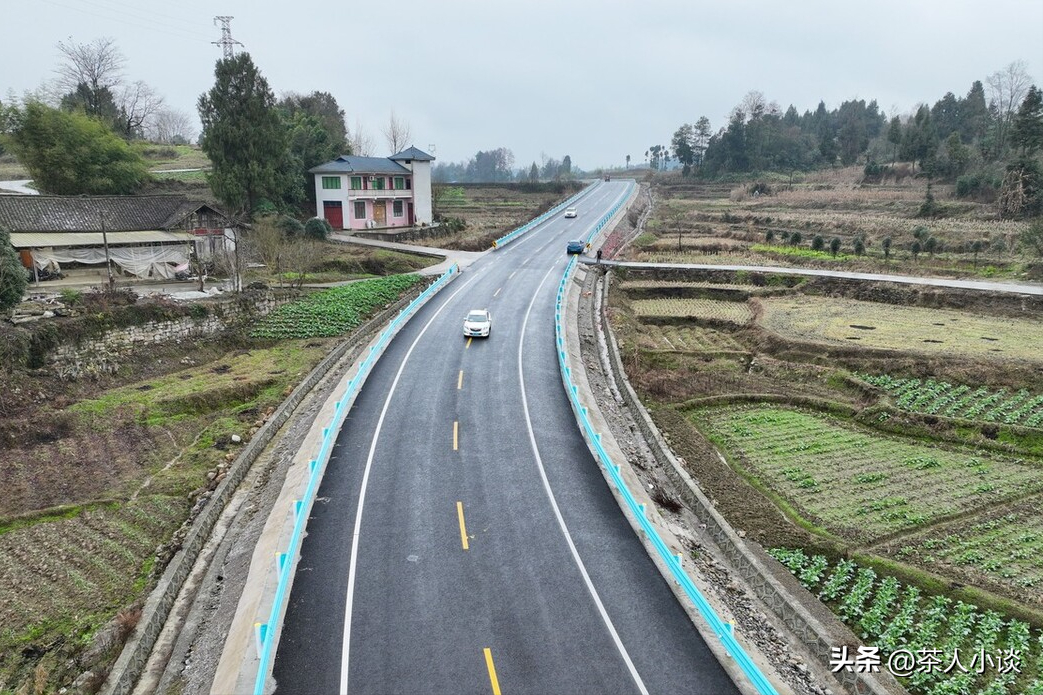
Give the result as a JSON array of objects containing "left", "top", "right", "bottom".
[{"left": 4, "top": 0, "right": 1041, "bottom": 170}]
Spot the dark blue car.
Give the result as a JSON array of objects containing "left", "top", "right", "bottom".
[{"left": 566, "top": 240, "right": 585, "bottom": 254}]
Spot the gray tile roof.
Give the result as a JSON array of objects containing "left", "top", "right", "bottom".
[
  {"left": 389, "top": 146, "right": 435, "bottom": 162},
  {"left": 0, "top": 195, "right": 227, "bottom": 233},
  {"left": 309, "top": 155, "right": 412, "bottom": 175}
]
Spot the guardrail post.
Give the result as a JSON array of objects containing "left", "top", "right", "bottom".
[{"left": 254, "top": 623, "right": 267, "bottom": 659}]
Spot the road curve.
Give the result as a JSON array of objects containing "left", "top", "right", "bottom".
[
  {"left": 272, "top": 182, "right": 740, "bottom": 694},
  {"left": 585, "top": 259, "right": 1043, "bottom": 296}
]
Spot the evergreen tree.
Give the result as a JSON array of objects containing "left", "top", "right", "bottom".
[
  {"left": 887, "top": 116, "right": 903, "bottom": 166},
  {"left": 198, "top": 53, "right": 290, "bottom": 215},
  {"left": 1011, "top": 85, "right": 1043, "bottom": 156},
  {"left": 959, "top": 80, "right": 990, "bottom": 144}
]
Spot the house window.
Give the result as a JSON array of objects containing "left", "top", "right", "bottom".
[
  {"left": 321, "top": 176, "right": 341, "bottom": 189},
  {"left": 394, "top": 177, "right": 405, "bottom": 190},
  {"left": 350, "top": 176, "right": 362, "bottom": 190},
  {"left": 371, "top": 177, "right": 385, "bottom": 190},
  {"left": 393, "top": 200, "right": 404, "bottom": 217},
  {"left": 406, "top": 178, "right": 411, "bottom": 190},
  {"left": 354, "top": 201, "right": 366, "bottom": 219}
]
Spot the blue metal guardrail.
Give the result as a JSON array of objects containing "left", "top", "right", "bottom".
[
  {"left": 492, "top": 182, "right": 599, "bottom": 249},
  {"left": 252, "top": 263, "right": 460, "bottom": 695},
  {"left": 554, "top": 191, "right": 779, "bottom": 695}
]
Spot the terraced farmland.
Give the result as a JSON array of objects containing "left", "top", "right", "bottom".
[
  {"left": 631, "top": 297, "right": 754, "bottom": 325},
  {"left": 629, "top": 324, "right": 745, "bottom": 353},
  {"left": 884, "top": 497, "right": 1043, "bottom": 606},
  {"left": 760, "top": 297, "right": 1043, "bottom": 361},
  {"left": 691, "top": 406, "right": 1043, "bottom": 541},
  {"left": 861, "top": 375, "right": 1043, "bottom": 427},
  {"left": 0, "top": 497, "right": 188, "bottom": 690}
]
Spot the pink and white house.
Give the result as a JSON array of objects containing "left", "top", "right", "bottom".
[{"left": 309, "top": 146, "right": 435, "bottom": 231}]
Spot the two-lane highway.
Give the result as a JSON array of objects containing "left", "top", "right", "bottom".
[{"left": 272, "top": 181, "right": 741, "bottom": 694}]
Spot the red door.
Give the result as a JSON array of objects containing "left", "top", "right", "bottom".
[
  {"left": 323, "top": 201, "right": 344, "bottom": 229},
  {"left": 408, "top": 203, "right": 414, "bottom": 225}
]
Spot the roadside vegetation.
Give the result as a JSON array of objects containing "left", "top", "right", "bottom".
[{"left": 0, "top": 269, "right": 425, "bottom": 692}]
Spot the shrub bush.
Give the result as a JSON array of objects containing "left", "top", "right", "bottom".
[{"left": 304, "top": 217, "right": 332, "bottom": 241}]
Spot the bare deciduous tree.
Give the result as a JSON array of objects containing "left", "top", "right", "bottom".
[
  {"left": 118, "top": 80, "right": 164, "bottom": 137},
  {"left": 247, "top": 216, "right": 287, "bottom": 285},
  {"left": 987, "top": 60, "right": 1032, "bottom": 154},
  {"left": 147, "top": 107, "right": 197, "bottom": 144},
  {"left": 350, "top": 117, "right": 375, "bottom": 156},
  {"left": 284, "top": 239, "right": 324, "bottom": 289},
  {"left": 383, "top": 109, "right": 412, "bottom": 154},
  {"left": 53, "top": 37, "right": 167, "bottom": 140},
  {"left": 54, "top": 37, "right": 125, "bottom": 94}
]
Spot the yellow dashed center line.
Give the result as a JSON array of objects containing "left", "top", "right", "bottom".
[
  {"left": 458, "top": 370, "right": 464, "bottom": 390},
  {"left": 483, "top": 648, "right": 502, "bottom": 695},
  {"left": 456, "top": 501, "right": 469, "bottom": 550},
  {"left": 466, "top": 337, "right": 473, "bottom": 350},
  {"left": 453, "top": 421, "right": 459, "bottom": 451}
]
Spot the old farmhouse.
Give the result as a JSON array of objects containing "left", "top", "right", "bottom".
[{"left": 0, "top": 194, "right": 232, "bottom": 281}]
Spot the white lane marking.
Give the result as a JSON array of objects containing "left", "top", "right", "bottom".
[
  {"left": 340, "top": 272, "right": 482, "bottom": 695},
  {"left": 516, "top": 263, "right": 650, "bottom": 695}
]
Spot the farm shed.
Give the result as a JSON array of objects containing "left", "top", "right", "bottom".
[{"left": 0, "top": 194, "right": 232, "bottom": 280}]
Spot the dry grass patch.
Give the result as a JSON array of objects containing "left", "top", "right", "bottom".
[{"left": 760, "top": 296, "right": 1043, "bottom": 362}]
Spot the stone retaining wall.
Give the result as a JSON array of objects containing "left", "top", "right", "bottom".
[{"left": 47, "top": 292, "right": 295, "bottom": 380}]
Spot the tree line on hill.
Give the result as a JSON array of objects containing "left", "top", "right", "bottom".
[
  {"left": 432, "top": 150, "right": 577, "bottom": 184},
  {"left": 657, "top": 60, "right": 1043, "bottom": 219}
]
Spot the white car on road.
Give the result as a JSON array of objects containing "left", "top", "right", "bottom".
[
  {"left": 564, "top": 207, "right": 578, "bottom": 218},
  {"left": 463, "top": 309, "right": 492, "bottom": 338}
]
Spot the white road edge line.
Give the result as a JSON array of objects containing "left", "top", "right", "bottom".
[
  {"left": 517, "top": 262, "right": 651, "bottom": 695},
  {"left": 339, "top": 270, "right": 483, "bottom": 695}
]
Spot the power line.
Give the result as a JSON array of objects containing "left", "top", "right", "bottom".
[
  {"left": 74, "top": 0, "right": 211, "bottom": 33},
  {"left": 36, "top": 0, "right": 208, "bottom": 44}
]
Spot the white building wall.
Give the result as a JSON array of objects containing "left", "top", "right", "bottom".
[
  {"left": 314, "top": 174, "right": 347, "bottom": 219},
  {"left": 411, "top": 161, "right": 433, "bottom": 224}
]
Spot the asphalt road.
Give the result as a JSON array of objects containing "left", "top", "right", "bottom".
[{"left": 272, "top": 181, "right": 740, "bottom": 695}]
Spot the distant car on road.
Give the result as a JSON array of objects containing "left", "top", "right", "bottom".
[
  {"left": 566, "top": 240, "right": 586, "bottom": 255},
  {"left": 463, "top": 309, "right": 492, "bottom": 338},
  {"left": 564, "top": 207, "right": 577, "bottom": 218}
]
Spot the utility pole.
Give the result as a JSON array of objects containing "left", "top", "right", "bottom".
[
  {"left": 212, "top": 16, "right": 243, "bottom": 59},
  {"left": 100, "top": 209, "right": 114, "bottom": 292}
]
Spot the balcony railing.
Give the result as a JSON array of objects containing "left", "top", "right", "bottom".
[{"left": 344, "top": 188, "right": 411, "bottom": 199}]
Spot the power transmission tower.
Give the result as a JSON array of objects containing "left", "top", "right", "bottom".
[{"left": 212, "top": 16, "right": 243, "bottom": 59}]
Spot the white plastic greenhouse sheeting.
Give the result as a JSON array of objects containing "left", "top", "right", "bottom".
[{"left": 32, "top": 245, "right": 189, "bottom": 279}]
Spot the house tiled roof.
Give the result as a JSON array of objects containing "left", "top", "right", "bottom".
[
  {"left": 389, "top": 146, "right": 435, "bottom": 162},
  {"left": 0, "top": 195, "right": 224, "bottom": 233},
  {"left": 309, "top": 155, "right": 412, "bottom": 175}
]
